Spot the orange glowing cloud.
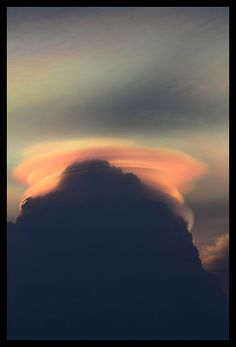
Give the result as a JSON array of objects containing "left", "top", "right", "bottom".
[{"left": 13, "top": 138, "right": 207, "bottom": 206}]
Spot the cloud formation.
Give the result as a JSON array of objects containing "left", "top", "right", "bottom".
[
  {"left": 8, "top": 160, "right": 228, "bottom": 340},
  {"left": 13, "top": 139, "right": 206, "bottom": 215},
  {"left": 201, "top": 233, "right": 229, "bottom": 297}
]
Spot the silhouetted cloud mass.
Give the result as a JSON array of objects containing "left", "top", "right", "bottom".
[{"left": 7, "top": 160, "right": 228, "bottom": 340}]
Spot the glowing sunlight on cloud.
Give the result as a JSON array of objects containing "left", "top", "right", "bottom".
[{"left": 13, "top": 138, "right": 207, "bottom": 210}]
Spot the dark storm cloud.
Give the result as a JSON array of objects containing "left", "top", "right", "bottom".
[{"left": 8, "top": 160, "right": 228, "bottom": 339}]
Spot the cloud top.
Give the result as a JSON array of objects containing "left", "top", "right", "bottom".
[{"left": 13, "top": 139, "right": 207, "bottom": 207}]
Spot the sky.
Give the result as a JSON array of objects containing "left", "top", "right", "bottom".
[{"left": 7, "top": 7, "right": 229, "bottom": 260}]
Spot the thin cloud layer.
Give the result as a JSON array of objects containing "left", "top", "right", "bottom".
[
  {"left": 8, "top": 7, "right": 228, "bottom": 134},
  {"left": 8, "top": 160, "right": 228, "bottom": 339},
  {"left": 13, "top": 139, "right": 207, "bottom": 205}
]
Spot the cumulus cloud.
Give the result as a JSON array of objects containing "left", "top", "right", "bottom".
[
  {"left": 12, "top": 140, "right": 208, "bottom": 232},
  {"left": 201, "top": 233, "right": 229, "bottom": 297},
  {"left": 7, "top": 160, "right": 228, "bottom": 340}
]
